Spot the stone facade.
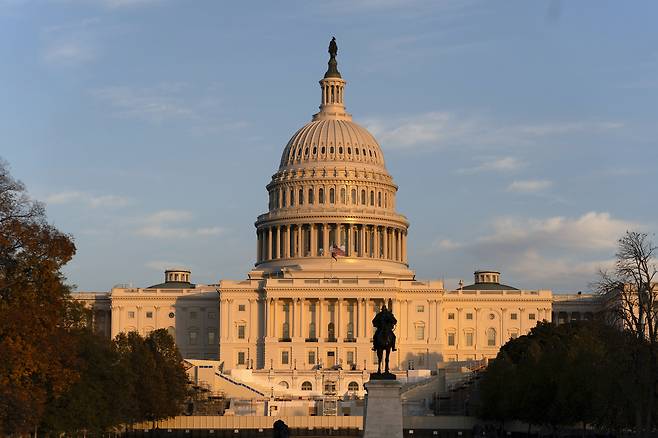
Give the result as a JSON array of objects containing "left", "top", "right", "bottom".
[{"left": 73, "top": 42, "right": 604, "bottom": 382}]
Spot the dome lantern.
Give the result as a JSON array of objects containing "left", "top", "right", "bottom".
[{"left": 315, "top": 37, "right": 349, "bottom": 122}]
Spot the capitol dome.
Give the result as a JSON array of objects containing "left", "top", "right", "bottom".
[{"left": 253, "top": 38, "right": 412, "bottom": 279}]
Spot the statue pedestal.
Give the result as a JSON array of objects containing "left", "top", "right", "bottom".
[{"left": 363, "top": 380, "right": 403, "bottom": 438}]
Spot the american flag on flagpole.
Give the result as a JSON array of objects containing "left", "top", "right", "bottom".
[{"left": 331, "top": 244, "right": 346, "bottom": 260}]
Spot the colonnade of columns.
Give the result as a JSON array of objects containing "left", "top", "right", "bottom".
[
  {"left": 264, "top": 297, "right": 390, "bottom": 342},
  {"left": 256, "top": 223, "right": 407, "bottom": 264}
]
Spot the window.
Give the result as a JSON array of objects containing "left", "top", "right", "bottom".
[
  {"left": 348, "top": 381, "right": 359, "bottom": 392},
  {"left": 447, "top": 332, "right": 455, "bottom": 346},
  {"left": 351, "top": 188, "right": 357, "bottom": 204},
  {"left": 282, "top": 190, "right": 286, "bottom": 207},
  {"left": 415, "top": 325, "right": 425, "bottom": 340},
  {"left": 281, "top": 351, "right": 289, "bottom": 365},
  {"left": 465, "top": 332, "right": 474, "bottom": 346},
  {"left": 340, "top": 188, "right": 346, "bottom": 203},
  {"left": 416, "top": 305, "right": 425, "bottom": 313},
  {"left": 128, "top": 311, "right": 135, "bottom": 319},
  {"left": 378, "top": 192, "right": 382, "bottom": 207},
  {"left": 168, "top": 312, "right": 175, "bottom": 318},
  {"left": 319, "top": 188, "right": 324, "bottom": 204},
  {"left": 238, "top": 304, "right": 246, "bottom": 312},
  {"left": 290, "top": 189, "right": 294, "bottom": 206},
  {"left": 299, "top": 188, "right": 304, "bottom": 205},
  {"left": 189, "top": 330, "right": 198, "bottom": 345},
  {"left": 510, "top": 313, "right": 518, "bottom": 320},
  {"left": 308, "top": 350, "right": 316, "bottom": 365},
  {"left": 145, "top": 311, "right": 153, "bottom": 318},
  {"left": 447, "top": 313, "right": 455, "bottom": 320},
  {"left": 167, "top": 326, "right": 175, "bottom": 337},
  {"left": 190, "top": 311, "right": 198, "bottom": 319},
  {"left": 487, "top": 328, "right": 496, "bottom": 346},
  {"left": 301, "top": 381, "right": 312, "bottom": 391},
  {"left": 347, "top": 351, "right": 354, "bottom": 364},
  {"left": 308, "top": 188, "right": 314, "bottom": 204},
  {"left": 237, "top": 351, "right": 246, "bottom": 365},
  {"left": 466, "top": 313, "right": 473, "bottom": 320},
  {"left": 529, "top": 313, "right": 536, "bottom": 320},
  {"left": 208, "top": 312, "right": 216, "bottom": 319},
  {"left": 370, "top": 191, "right": 374, "bottom": 206},
  {"left": 279, "top": 381, "right": 289, "bottom": 389},
  {"left": 361, "top": 190, "right": 366, "bottom": 205},
  {"left": 238, "top": 325, "right": 246, "bottom": 339},
  {"left": 207, "top": 330, "right": 216, "bottom": 345},
  {"left": 329, "top": 188, "right": 335, "bottom": 203}
]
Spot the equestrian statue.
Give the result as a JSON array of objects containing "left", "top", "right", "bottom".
[{"left": 371, "top": 302, "right": 397, "bottom": 379}]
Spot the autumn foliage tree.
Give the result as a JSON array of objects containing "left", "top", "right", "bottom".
[
  {"left": 0, "top": 160, "right": 189, "bottom": 435},
  {"left": 0, "top": 159, "right": 83, "bottom": 435}
]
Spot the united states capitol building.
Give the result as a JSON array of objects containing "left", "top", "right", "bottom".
[{"left": 77, "top": 41, "right": 603, "bottom": 402}]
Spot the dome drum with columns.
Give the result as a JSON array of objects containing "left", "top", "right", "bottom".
[{"left": 254, "top": 40, "right": 411, "bottom": 279}]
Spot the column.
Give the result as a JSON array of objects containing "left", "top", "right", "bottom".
[
  {"left": 310, "top": 223, "right": 317, "bottom": 256},
  {"left": 256, "top": 231, "right": 262, "bottom": 262},
  {"left": 267, "top": 227, "right": 272, "bottom": 260},
  {"left": 299, "top": 299, "right": 305, "bottom": 338},
  {"left": 227, "top": 300, "right": 233, "bottom": 341},
  {"left": 361, "top": 298, "right": 368, "bottom": 338},
  {"left": 401, "top": 231, "right": 407, "bottom": 263},
  {"left": 337, "top": 298, "right": 343, "bottom": 339},
  {"left": 323, "top": 223, "right": 329, "bottom": 257},
  {"left": 275, "top": 226, "right": 281, "bottom": 259},
  {"left": 382, "top": 227, "right": 388, "bottom": 260},
  {"left": 359, "top": 225, "right": 366, "bottom": 257},
  {"left": 318, "top": 298, "right": 325, "bottom": 339},
  {"left": 374, "top": 226, "right": 380, "bottom": 258},
  {"left": 283, "top": 225, "right": 289, "bottom": 258},
  {"left": 346, "top": 224, "right": 352, "bottom": 257},
  {"left": 272, "top": 298, "right": 279, "bottom": 338}
]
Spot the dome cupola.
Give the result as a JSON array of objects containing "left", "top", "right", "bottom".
[{"left": 253, "top": 39, "right": 412, "bottom": 280}]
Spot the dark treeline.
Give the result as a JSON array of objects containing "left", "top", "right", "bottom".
[
  {"left": 478, "top": 321, "right": 638, "bottom": 433},
  {"left": 0, "top": 160, "right": 188, "bottom": 436},
  {"left": 479, "top": 231, "right": 658, "bottom": 436}
]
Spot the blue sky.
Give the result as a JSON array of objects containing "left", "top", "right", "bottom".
[{"left": 1, "top": 0, "right": 656, "bottom": 293}]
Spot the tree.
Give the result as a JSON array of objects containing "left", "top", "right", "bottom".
[
  {"left": 597, "top": 231, "right": 658, "bottom": 435},
  {"left": 0, "top": 159, "right": 84, "bottom": 435},
  {"left": 478, "top": 321, "right": 632, "bottom": 434}
]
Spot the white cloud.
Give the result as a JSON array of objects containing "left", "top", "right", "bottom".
[
  {"left": 457, "top": 156, "right": 524, "bottom": 174},
  {"left": 432, "top": 212, "right": 639, "bottom": 290},
  {"left": 145, "top": 260, "right": 185, "bottom": 272},
  {"left": 135, "top": 209, "right": 225, "bottom": 239},
  {"left": 363, "top": 111, "right": 624, "bottom": 151},
  {"left": 42, "top": 40, "right": 95, "bottom": 65},
  {"left": 507, "top": 179, "right": 552, "bottom": 193},
  {"left": 44, "top": 190, "right": 130, "bottom": 208},
  {"left": 91, "top": 85, "right": 195, "bottom": 123}
]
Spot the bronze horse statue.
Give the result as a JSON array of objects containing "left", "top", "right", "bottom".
[{"left": 372, "top": 303, "right": 397, "bottom": 377}]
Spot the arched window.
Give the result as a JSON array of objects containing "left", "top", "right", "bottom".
[
  {"left": 282, "top": 190, "right": 287, "bottom": 207},
  {"left": 167, "top": 326, "right": 175, "bottom": 337},
  {"left": 361, "top": 190, "right": 366, "bottom": 205},
  {"left": 290, "top": 189, "right": 295, "bottom": 206},
  {"left": 330, "top": 146, "right": 334, "bottom": 154},
  {"left": 370, "top": 191, "right": 375, "bottom": 206},
  {"left": 304, "top": 147, "right": 309, "bottom": 156},
  {"left": 278, "top": 381, "right": 289, "bottom": 389},
  {"left": 321, "top": 146, "right": 325, "bottom": 154},
  {"left": 356, "top": 148, "right": 359, "bottom": 155},
  {"left": 318, "top": 188, "right": 324, "bottom": 204},
  {"left": 299, "top": 189, "right": 304, "bottom": 205},
  {"left": 384, "top": 193, "right": 387, "bottom": 208},
  {"left": 377, "top": 192, "right": 382, "bottom": 207},
  {"left": 351, "top": 188, "right": 356, "bottom": 204},
  {"left": 487, "top": 328, "right": 496, "bottom": 346},
  {"left": 348, "top": 147, "right": 352, "bottom": 155},
  {"left": 347, "top": 381, "right": 359, "bottom": 392},
  {"left": 339, "top": 146, "right": 343, "bottom": 154},
  {"left": 312, "top": 147, "right": 317, "bottom": 155},
  {"left": 301, "top": 381, "right": 313, "bottom": 391},
  {"left": 340, "top": 187, "right": 346, "bottom": 204},
  {"left": 309, "top": 188, "right": 314, "bottom": 204},
  {"left": 329, "top": 188, "right": 335, "bottom": 204}
]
